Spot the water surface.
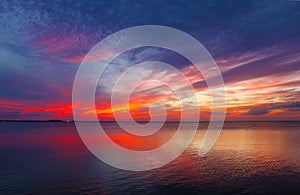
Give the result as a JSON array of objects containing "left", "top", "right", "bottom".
[{"left": 0, "top": 121, "right": 299, "bottom": 194}]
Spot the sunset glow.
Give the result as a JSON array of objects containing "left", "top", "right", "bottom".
[{"left": 0, "top": 2, "right": 299, "bottom": 121}]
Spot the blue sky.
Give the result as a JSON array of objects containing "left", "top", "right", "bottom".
[{"left": 0, "top": 0, "right": 299, "bottom": 120}]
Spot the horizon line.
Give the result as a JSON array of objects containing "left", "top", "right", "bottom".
[{"left": 1, "top": 119, "right": 299, "bottom": 123}]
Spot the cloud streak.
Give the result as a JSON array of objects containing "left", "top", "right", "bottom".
[{"left": 0, "top": 1, "right": 299, "bottom": 120}]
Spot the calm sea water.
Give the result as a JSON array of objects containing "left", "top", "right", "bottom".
[{"left": 0, "top": 121, "right": 299, "bottom": 194}]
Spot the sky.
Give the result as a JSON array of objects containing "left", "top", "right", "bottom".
[{"left": 0, "top": 0, "right": 299, "bottom": 121}]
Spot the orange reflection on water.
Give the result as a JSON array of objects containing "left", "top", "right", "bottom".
[{"left": 105, "top": 124, "right": 176, "bottom": 151}]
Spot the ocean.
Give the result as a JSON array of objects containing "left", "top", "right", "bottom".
[{"left": 0, "top": 121, "right": 299, "bottom": 194}]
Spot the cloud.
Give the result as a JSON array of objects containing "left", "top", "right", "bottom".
[
  {"left": 273, "top": 101, "right": 300, "bottom": 110},
  {"left": 193, "top": 42, "right": 300, "bottom": 89},
  {"left": 243, "top": 101, "right": 300, "bottom": 117},
  {"left": 0, "top": 1, "right": 299, "bottom": 120},
  {"left": 246, "top": 106, "right": 269, "bottom": 115}
]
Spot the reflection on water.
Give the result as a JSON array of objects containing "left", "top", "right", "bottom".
[{"left": 0, "top": 122, "right": 299, "bottom": 194}]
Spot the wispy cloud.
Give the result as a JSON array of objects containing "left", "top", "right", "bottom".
[{"left": 0, "top": 1, "right": 299, "bottom": 120}]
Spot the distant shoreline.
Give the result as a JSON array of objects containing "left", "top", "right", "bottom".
[{"left": 0, "top": 120, "right": 299, "bottom": 123}]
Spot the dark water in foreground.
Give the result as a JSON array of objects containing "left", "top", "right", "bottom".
[{"left": 0, "top": 121, "right": 299, "bottom": 194}]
